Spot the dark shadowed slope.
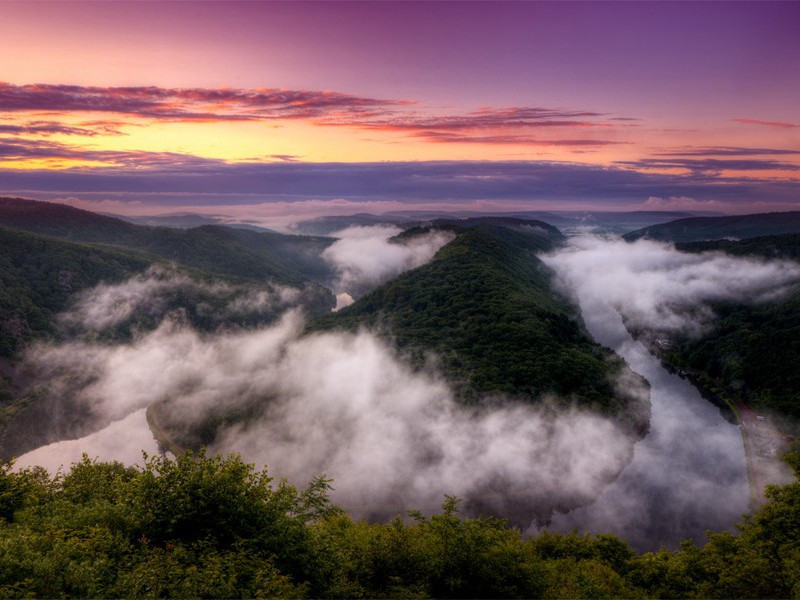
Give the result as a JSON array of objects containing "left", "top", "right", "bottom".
[
  {"left": 0, "top": 227, "right": 153, "bottom": 359},
  {"left": 659, "top": 235, "right": 800, "bottom": 422},
  {"left": 0, "top": 223, "right": 334, "bottom": 456},
  {"left": 624, "top": 211, "right": 800, "bottom": 243},
  {"left": 0, "top": 197, "right": 336, "bottom": 287}
]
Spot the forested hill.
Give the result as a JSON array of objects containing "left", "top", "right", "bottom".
[
  {"left": 676, "top": 232, "right": 800, "bottom": 260},
  {"left": 662, "top": 234, "right": 800, "bottom": 421},
  {"left": 623, "top": 211, "right": 800, "bottom": 243},
  {"left": 0, "top": 227, "right": 154, "bottom": 359},
  {"left": 311, "top": 224, "right": 649, "bottom": 429},
  {"left": 0, "top": 197, "right": 335, "bottom": 286}
]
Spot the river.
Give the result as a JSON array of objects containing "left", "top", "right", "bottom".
[
  {"left": 14, "top": 263, "right": 754, "bottom": 552},
  {"left": 546, "top": 296, "right": 750, "bottom": 551}
]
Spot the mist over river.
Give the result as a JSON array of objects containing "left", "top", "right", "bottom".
[
  {"left": 543, "top": 272, "right": 749, "bottom": 551},
  {"left": 21, "top": 234, "right": 795, "bottom": 553}
]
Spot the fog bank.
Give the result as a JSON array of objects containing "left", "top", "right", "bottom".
[
  {"left": 322, "top": 225, "right": 455, "bottom": 298},
  {"left": 543, "top": 236, "right": 800, "bottom": 336},
  {"left": 18, "top": 307, "right": 640, "bottom": 526},
  {"left": 539, "top": 235, "right": 800, "bottom": 549}
]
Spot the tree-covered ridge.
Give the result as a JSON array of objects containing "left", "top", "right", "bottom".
[
  {"left": 0, "top": 225, "right": 333, "bottom": 449},
  {"left": 2, "top": 450, "right": 800, "bottom": 598},
  {"left": 312, "top": 225, "right": 647, "bottom": 430},
  {"left": 0, "top": 227, "right": 153, "bottom": 358},
  {"left": 0, "top": 226, "right": 335, "bottom": 360},
  {"left": 0, "top": 197, "right": 335, "bottom": 287},
  {"left": 676, "top": 232, "right": 800, "bottom": 260},
  {"left": 623, "top": 211, "right": 800, "bottom": 243},
  {"left": 660, "top": 234, "right": 800, "bottom": 421}
]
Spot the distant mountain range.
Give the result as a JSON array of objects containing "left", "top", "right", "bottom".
[{"left": 291, "top": 209, "right": 712, "bottom": 236}]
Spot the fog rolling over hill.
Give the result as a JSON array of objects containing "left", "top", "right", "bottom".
[
  {"left": 0, "top": 240, "right": 330, "bottom": 458},
  {"left": 5, "top": 214, "right": 654, "bottom": 530},
  {"left": 657, "top": 234, "right": 800, "bottom": 423},
  {"left": 143, "top": 220, "right": 651, "bottom": 526}
]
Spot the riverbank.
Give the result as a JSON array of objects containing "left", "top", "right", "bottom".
[{"left": 638, "top": 335, "right": 795, "bottom": 512}]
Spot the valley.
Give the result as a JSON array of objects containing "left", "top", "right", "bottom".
[{"left": 3, "top": 197, "right": 800, "bottom": 595}]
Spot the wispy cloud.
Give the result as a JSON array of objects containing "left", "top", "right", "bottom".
[
  {"left": 0, "top": 120, "right": 124, "bottom": 137},
  {"left": 0, "top": 82, "right": 409, "bottom": 123},
  {"left": 0, "top": 136, "right": 227, "bottom": 169},
  {"left": 0, "top": 82, "right": 634, "bottom": 148},
  {"left": 414, "top": 131, "right": 626, "bottom": 146},
  {"left": 617, "top": 157, "right": 800, "bottom": 174},
  {"left": 653, "top": 146, "right": 800, "bottom": 157},
  {"left": 733, "top": 118, "right": 800, "bottom": 129},
  {"left": 334, "top": 106, "right": 635, "bottom": 145}
]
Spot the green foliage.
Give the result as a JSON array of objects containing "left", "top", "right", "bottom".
[
  {"left": 663, "top": 234, "right": 800, "bottom": 421},
  {"left": 0, "top": 227, "right": 152, "bottom": 358},
  {"left": 312, "top": 225, "right": 640, "bottom": 424},
  {"left": 0, "top": 197, "right": 335, "bottom": 287},
  {"left": 0, "top": 226, "right": 333, "bottom": 361},
  {"left": 3, "top": 452, "right": 800, "bottom": 597}
]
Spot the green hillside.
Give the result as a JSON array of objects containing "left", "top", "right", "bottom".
[
  {"left": 312, "top": 224, "right": 648, "bottom": 429},
  {"left": 0, "top": 224, "right": 333, "bottom": 454},
  {"left": 676, "top": 232, "right": 800, "bottom": 260},
  {"left": 661, "top": 234, "right": 800, "bottom": 421},
  {"left": 0, "top": 197, "right": 335, "bottom": 287},
  {"left": 2, "top": 450, "right": 800, "bottom": 598},
  {"left": 623, "top": 211, "right": 800, "bottom": 243},
  {"left": 0, "top": 227, "right": 154, "bottom": 359}
]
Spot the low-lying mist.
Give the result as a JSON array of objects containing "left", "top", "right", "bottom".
[
  {"left": 543, "top": 235, "right": 800, "bottom": 336},
  {"left": 16, "top": 304, "right": 642, "bottom": 527},
  {"left": 539, "top": 235, "right": 800, "bottom": 549},
  {"left": 59, "top": 265, "right": 309, "bottom": 334},
  {"left": 322, "top": 225, "right": 455, "bottom": 306}
]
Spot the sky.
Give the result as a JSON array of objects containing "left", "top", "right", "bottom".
[{"left": 1, "top": 1, "right": 799, "bottom": 221}]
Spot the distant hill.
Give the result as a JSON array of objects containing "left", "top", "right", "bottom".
[
  {"left": 661, "top": 234, "right": 800, "bottom": 422},
  {"left": 113, "top": 212, "right": 281, "bottom": 234},
  {"left": 0, "top": 227, "right": 152, "bottom": 359},
  {"left": 293, "top": 209, "right": 708, "bottom": 236},
  {"left": 110, "top": 213, "right": 229, "bottom": 229},
  {"left": 676, "top": 233, "right": 800, "bottom": 261},
  {"left": 0, "top": 197, "right": 336, "bottom": 287},
  {"left": 623, "top": 211, "right": 800, "bottom": 243}
]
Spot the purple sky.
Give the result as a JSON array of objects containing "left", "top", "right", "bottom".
[{"left": 1, "top": 1, "right": 798, "bottom": 221}]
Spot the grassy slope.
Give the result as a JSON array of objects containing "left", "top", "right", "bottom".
[
  {"left": 661, "top": 234, "right": 800, "bottom": 421},
  {"left": 623, "top": 211, "right": 800, "bottom": 243}
]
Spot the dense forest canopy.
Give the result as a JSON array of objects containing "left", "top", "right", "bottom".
[
  {"left": 312, "top": 223, "right": 648, "bottom": 430},
  {"left": 1, "top": 450, "right": 800, "bottom": 598},
  {"left": 656, "top": 234, "right": 800, "bottom": 422}
]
